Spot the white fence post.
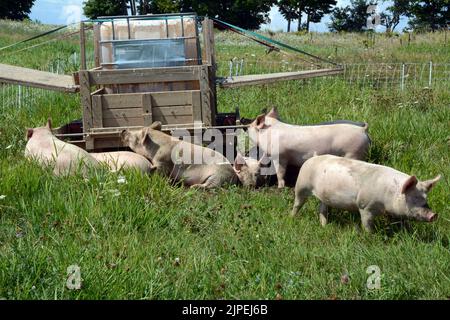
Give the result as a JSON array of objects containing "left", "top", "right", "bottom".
[
  {"left": 428, "top": 61, "right": 433, "bottom": 87},
  {"left": 400, "top": 63, "right": 405, "bottom": 91}
]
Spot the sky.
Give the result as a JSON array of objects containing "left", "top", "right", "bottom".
[{"left": 29, "top": 0, "right": 409, "bottom": 32}]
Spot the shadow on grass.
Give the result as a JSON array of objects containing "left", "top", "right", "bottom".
[{"left": 325, "top": 208, "right": 444, "bottom": 243}]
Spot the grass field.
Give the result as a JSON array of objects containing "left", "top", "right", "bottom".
[{"left": 0, "top": 20, "right": 449, "bottom": 299}]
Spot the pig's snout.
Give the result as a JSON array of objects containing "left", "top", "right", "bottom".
[{"left": 427, "top": 212, "right": 438, "bottom": 222}]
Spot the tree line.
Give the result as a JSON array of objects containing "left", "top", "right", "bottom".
[{"left": 1, "top": 0, "right": 449, "bottom": 32}]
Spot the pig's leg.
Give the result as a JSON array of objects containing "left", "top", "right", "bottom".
[
  {"left": 291, "top": 188, "right": 310, "bottom": 217},
  {"left": 190, "top": 175, "right": 217, "bottom": 189},
  {"left": 319, "top": 202, "right": 329, "bottom": 226},
  {"left": 359, "top": 208, "right": 375, "bottom": 233},
  {"left": 273, "top": 159, "right": 287, "bottom": 188}
]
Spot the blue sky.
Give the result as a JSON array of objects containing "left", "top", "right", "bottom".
[{"left": 30, "top": 0, "right": 408, "bottom": 32}]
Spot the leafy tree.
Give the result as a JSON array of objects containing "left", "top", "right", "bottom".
[
  {"left": 278, "top": 0, "right": 300, "bottom": 32},
  {"left": 180, "top": 0, "right": 275, "bottom": 30},
  {"left": 277, "top": 0, "right": 336, "bottom": 32},
  {"left": 0, "top": 0, "right": 35, "bottom": 20},
  {"left": 379, "top": 0, "right": 409, "bottom": 32},
  {"left": 137, "top": 0, "right": 181, "bottom": 14},
  {"left": 84, "top": 0, "right": 274, "bottom": 30},
  {"left": 407, "top": 0, "right": 449, "bottom": 31},
  {"left": 83, "top": 0, "right": 128, "bottom": 19},
  {"left": 329, "top": 0, "right": 377, "bottom": 32},
  {"left": 303, "top": 0, "right": 336, "bottom": 32}
]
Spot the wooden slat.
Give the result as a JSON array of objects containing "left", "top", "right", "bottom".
[
  {"left": 0, "top": 63, "right": 79, "bottom": 93},
  {"left": 191, "top": 90, "right": 202, "bottom": 123},
  {"left": 88, "top": 123, "right": 249, "bottom": 135},
  {"left": 101, "top": 94, "right": 142, "bottom": 109},
  {"left": 89, "top": 66, "right": 201, "bottom": 85},
  {"left": 93, "top": 137, "right": 124, "bottom": 150},
  {"left": 103, "top": 114, "right": 193, "bottom": 127},
  {"left": 142, "top": 93, "right": 152, "bottom": 126},
  {"left": 218, "top": 68, "right": 344, "bottom": 88},
  {"left": 99, "top": 90, "right": 196, "bottom": 109},
  {"left": 102, "top": 106, "right": 192, "bottom": 119},
  {"left": 92, "top": 95, "right": 103, "bottom": 127}
]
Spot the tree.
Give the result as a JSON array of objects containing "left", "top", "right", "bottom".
[
  {"left": 277, "top": 0, "right": 336, "bottom": 32},
  {"left": 0, "top": 0, "right": 35, "bottom": 20},
  {"left": 303, "top": 0, "right": 336, "bottom": 32},
  {"left": 83, "top": 0, "right": 128, "bottom": 19},
  {"left": 278, "top": 0, "right": 299, "bottom": 32},
  {"left": 138, "top": 0, "right": 181, "bottom": 15},
  {"left": 180, "top": 0, "right": 275, "bottom": 30},
  {"left": 329, "top": 0, "right": 377, "bottom": 32},
  {"left": 380, "top": 0, "right": 409, "bottom": 32},
  {"left": 407, "top": 0, "right": 449, "bottom": 31}
]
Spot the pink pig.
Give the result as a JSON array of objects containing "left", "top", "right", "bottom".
[{"left": 291, "top": 154, "right": 441, "bottom": 232}]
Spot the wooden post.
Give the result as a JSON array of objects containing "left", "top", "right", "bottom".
[
  {"left": 199, "top": 65, "right": 210, "bottom": 125},
  {"left": 79, "top": 70, "right": 93, "bottom": 149},
  {"left": 202, "top": 18, "right": 216, "bottom": 68},
  {"left": 80, "top": 22, "right": 87, "bottom": 70},
  {"left": 93, "top": 23, "right": 101, "bottom": 68},
  {"left": 202, "top": 18, "right": 217, "bottom": 126}
]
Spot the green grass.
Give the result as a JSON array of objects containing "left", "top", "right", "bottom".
[{"left": 0, "top": 20, "right": 449, "bottom": 299}]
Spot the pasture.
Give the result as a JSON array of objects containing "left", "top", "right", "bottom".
[{"left": 0, "top": 20, "right": 449, "bottom": 299}]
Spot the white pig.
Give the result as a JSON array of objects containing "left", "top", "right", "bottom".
[
  {"left": 25, "top": 119, "right": 99, "bottom": 175},
  {"left": 121, "top": 122, "right": 237, "bottom": 188},
  {"left": 291, "top": 154, "right": 441, "bottom": 232},
  {"left": 90, "top": 151, "right": 154, "bottom": 174},
  {"left": 233, "top": 153, "right": 267, "bottom": 187},
  {"left": 248, "top": 108, "right": 371, "bottom": 188}
]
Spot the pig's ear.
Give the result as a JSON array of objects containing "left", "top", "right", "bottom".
[
  {"left": 233, "top": 153, "right": 247, "bottom": 173},
  {"left": 140, "top": 128, "right": 151, "bottom": 144},
  {"left": 266, "top": 107, "right": 279, "bottom": 119},
  {"left": 419, "top": 175, "right": 441, "bottom": 193},
  {"left": 255, "top": 114, "right": 268, "bottom": 130},
  {"left": 26, "top": 128, "right": 34, "bottom": 140},
  {"left": 150, "top": 121, "right": 162, "bottom": 131},
  {"left": 120, "top": 129, "right": 129, "bottom": 142},
  {"left": 401, "top": 175, "right": 418, "bottom": 194}
]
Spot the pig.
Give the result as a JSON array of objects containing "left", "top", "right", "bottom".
[
  {"left": 121, "top": 121, "right": 238, "bottom": 188},
  {"left": 247, "top": 108, "right": 371, "bottom": 188},
  {"left": 233, "top": 153, "right": 267, "bottom": 187},
  {"left": 90, "top": 151, "right": 154, "bottom": 174},
  {"left": 291, "top": 154, "right": 441, "bottom": 232},
  {"left": 24, "top": 119, "right": 99, "bottom": 175}
]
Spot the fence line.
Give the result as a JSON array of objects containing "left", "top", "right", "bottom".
[
  {"left": 1, "top": 61, "right": 449, "bottom": 110},
  {"left": 217, "top": 60, "right": 450, "bottom": 90}
]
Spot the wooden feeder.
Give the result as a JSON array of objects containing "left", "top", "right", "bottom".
[{"left": 75, "top": 13, "right": 221, "bottom": 150}]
